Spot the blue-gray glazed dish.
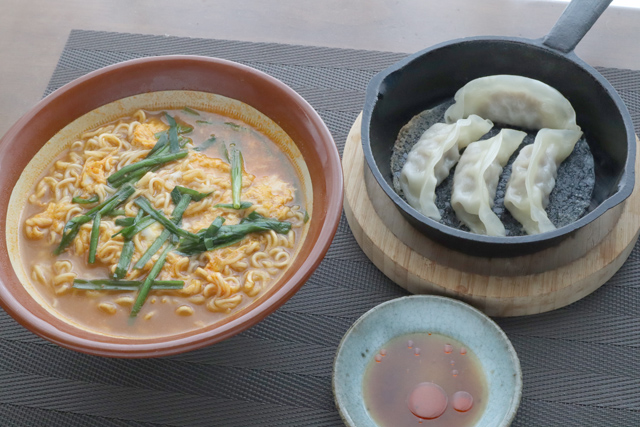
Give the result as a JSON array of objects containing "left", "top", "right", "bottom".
[{"left": 333, "top": 295, "right": 522, "bottom": 426}]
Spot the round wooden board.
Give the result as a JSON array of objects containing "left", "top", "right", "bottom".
[{"left": 343, "top": 113, "right": 640, "bottom": 317}]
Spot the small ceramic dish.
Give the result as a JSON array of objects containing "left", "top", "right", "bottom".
[{"left": 333, "top": 295, "right": 522, "bottom": 426}]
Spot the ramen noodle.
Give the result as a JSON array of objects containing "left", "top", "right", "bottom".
[{"left": 18, "top": 105, "right": 309, "bottom": 338}]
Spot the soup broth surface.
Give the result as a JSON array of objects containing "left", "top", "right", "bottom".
[{"left": 19, "top": 106, "right": 308, "bottom": 338}]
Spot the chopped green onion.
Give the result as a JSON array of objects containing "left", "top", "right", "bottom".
[
  {"left": 134, "top": 197, "right": 199, "bottom": 240},
  {"left": 204, "top": 234, "right": 244, "bottom": 251},
  {"left": 122, "top": 217, "right": 156, "bottom": 239},
  {"left": 134, "top": 194, "right": 191, "bottom": 269},
  {"left": 134, "top": 230, "right": 170, "bottom": 270},
  {"left": 165, "top": 113, "right": 180, "bottom": 153},
  {"left": 113, "top": 209, "right": 143, "bottom": 236},
  {"left": 214, "top": 202, "right": 252, "bottom": 210},
  {"left": 109, "top": 164, "right": 164, "bottom": 189},
  {"left": 178, "top": 124, "right": 193, "bottom": 135},
  {"left": 177, "top": 213, "right": 291, "bottom": 256},
  {"left": 115, "top": 217, "right": 136, "bottom": 227},
  {"left": 304, "top": 210, "right": 310, "bottom": 223},
  {"left": 130, "top": 244, "right": 174, "bottom": 318},
  {"left": 220, "top": 143, "right": 230, "bottom": 162},
  {"left": 88, "top": 212, "right": 101, "bottom": 264},
  {"left": 225, "top": 122, "right": 242, "bottom": 130},
  {"left": 114, "top": 239, "right": 135, "bottom": 279},
  {"left": 195, "top": 135, "right": 217, "bottom": 152},
  {"left": 73, "top": 279, "right": 184, "bottom": 291},
  {"left": 205, "top": 217, "right": 225, "bottom": 238},
  {"left": 115, "top": 216, "right": 155, "bottom": 240},
  {"left": 107, "top": 151, "right": 187, "bottom": 185},
  {"left": 196, "top": 120, "right": 214, "bottom": 125},
  {"left": 80, "top": 185, "right": 135, "bottom": 222},
  {"left": 55, "top": 185, "right": 135, "bottom": 255},
  {"left": 97, "top": 186, "right": 136, "bottom": 217},
  {"left": 182, "top": 107, "right": 200, "bottom": 116},
  {"left": 173, "top": 186, "right": 213, "bottom": 202},
  {"left": 228, "top": 144, "right": 244, "bottom": 209},
  {"left": 145, "top": 132, "right": 169, "bottom": 158},
  {"left": 170, "top": 187, "right": 181, "bottom": 205},
  {"left": 154, "top": 123, "right": 192, "bottom": 139},
  {"left": 72, "top": 195, "right": 99, "bottom": 204}
]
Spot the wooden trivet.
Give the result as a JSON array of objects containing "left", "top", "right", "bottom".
[{"left": 343, "top": 114, "right": 640, "bottom": 316}]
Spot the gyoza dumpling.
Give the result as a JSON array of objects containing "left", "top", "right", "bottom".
[
  {"left": 445, "top": 75, "right": 580, "bottom": 132},
  {"left": 504, "top": 128, "right": 583, "bottom": 235},
  {"left": 451, "top": 129, "right": 526, "bottom": 236},
  {"left": 400, "top": 115, "right": 493, "bottom": 219}
]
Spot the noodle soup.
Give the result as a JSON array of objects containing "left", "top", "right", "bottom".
[{"left": 14, "top": 96, "right": 310, "bottom": 338}]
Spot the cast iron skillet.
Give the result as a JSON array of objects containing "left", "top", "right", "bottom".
[{"left": 362, "top": 0, "right": 635, "bottom": 258}]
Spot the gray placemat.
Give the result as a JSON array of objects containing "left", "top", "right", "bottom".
[{"left": 2, "top": 29, "right": 640, "bottom": 426}]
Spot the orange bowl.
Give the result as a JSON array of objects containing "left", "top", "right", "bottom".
[{"left": 0, "top": 56, "right": 343, "bottom": 357}]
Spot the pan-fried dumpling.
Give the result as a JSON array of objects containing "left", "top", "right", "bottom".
[
  {"left": 504, "top": 128, "right": 583, "bottom": 235},
  {"left": 451, "top": 129, "right": 526, "bottom": 236},
  {"left": 445, "top": 75, "right": 580, "bottom": 132},
  {"left": 400, "top": 115, "right": 493, "bottom": 219}
]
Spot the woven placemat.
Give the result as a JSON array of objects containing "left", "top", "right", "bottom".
[{"left": 1, "top": 29, "right": 640, "bottom": 426}]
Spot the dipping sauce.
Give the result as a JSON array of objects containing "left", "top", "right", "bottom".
[{"left": 362, "top": 333, "right": 487, "bottom": 426}]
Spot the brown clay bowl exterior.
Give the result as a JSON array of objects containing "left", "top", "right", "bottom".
[{"left": 0, "top": 56, "right": 343, "bottom": 358}]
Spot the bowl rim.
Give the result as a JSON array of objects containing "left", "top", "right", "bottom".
[
  {"left": 361, "top": 35, "right": 636, "bottom": 249},
  {"left": 0, "top": 55, "right": 343, "bottom": 357},
  {"left": 332, "top": 294, "right": 523, "bottom": 427}
]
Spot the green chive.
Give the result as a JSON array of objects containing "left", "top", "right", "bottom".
[
  {"left": 196, "top": 120, "right": 214, "bottom": 125},
  {"left": 134, "top": 230, "right": 170, "bottom": 270},
  {"left": 88, "top": 212, "right": 101, "bottom": 264},
  {"left": 214, "top": 202, "right": 252, "bottom": 210},
  {"left": 107, "top": 151, "right": 187, "bottom": 185},
  {"left": 225, "top": 122, "right": 242, "bottom": 130},
  {"left": 97, "top": 186, "right": 136, "bottom": 217},
  {"left": 73, "top": 279, "right": 183, "bottom": 291},
  {"left": 110, "top": 209, "right": 126, "bottom": 216},
  {"left": 113, "top": 239, "right": 135, "bottom": 279},
  {"left": 72, "top": 195, "right": 99, "bottom": 204},
  {"left": 134, "top": 197, "right": 199, "bottom": 240},
  {"left": 133, "top": 194, "right": 191, "bottom": 269},
  {"left": 145, "top": 132, "right": 168, "bottom": 158},
  {"left": 170, "top": 187, "right": 181, "bottom": 205},
  {"left": 173, "top": 186, "right": 213, "bottom": 202},
  {"left": 115, "top": 216, "right": 156, "bottom": 240},
  {"left": 228, "top": 144, "right": 244, "bottom": 209},
  {"left": 195, "top": 135, "right": 217, "bottom": 152},
  {"left": 165, "top": 113, "right": 180, "bottom": 153},
  {"left": 115, "top": 217, "right": 136, "bottom": 227},
  {"left": 182, "top": 107, "right": 200, "bottom": 116},
  {"left": 154, "top": 123, "right": 192, "bottom": 139},
  {"left": 55, "top": 185, "right": 135, "bottom": 255},
  {"left": 220, "top": 143, "right": 230, "bottom": 162},
  {"left": 177, "top": 214, "right": 291, "bottom": 256},
  {"left": 205, "top": 217, "right": 225, "bottom": 238},
  {"left": 130, "top": 244, "right": 174, "bottom": 318}
]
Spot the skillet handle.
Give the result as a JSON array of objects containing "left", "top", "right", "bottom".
[{"left": 542, "top": 0, "right": 612, "bottom": 53}]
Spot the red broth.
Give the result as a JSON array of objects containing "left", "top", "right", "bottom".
[{"left": 362, "top": 333, "right": 488, "bottom": 426}]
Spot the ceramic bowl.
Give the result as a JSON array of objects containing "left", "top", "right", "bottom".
[
  {"left": 333, "top": 295, "right": 522, "bottom": 426},
  {"left": 0, "top": 55, "right": 343, "bottom": 357}
]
